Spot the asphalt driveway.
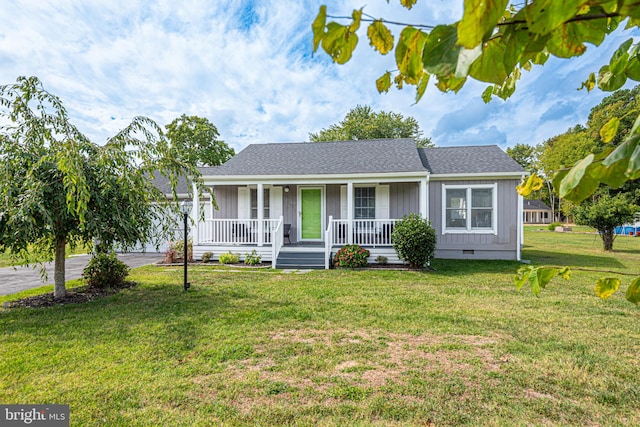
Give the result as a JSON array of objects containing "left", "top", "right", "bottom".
[{"left": 0, "top": 253, "right": 162, "bottom": 296}]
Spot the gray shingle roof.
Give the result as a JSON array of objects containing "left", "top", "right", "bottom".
[
  {"left": 200, "top": 139, "right": 426, "bottom": 176},
  {"left": 198, "top": 140, "right": 525, "bottom": 178},
  {"left": 418, "top": 145, "right": 526, "bottom": 175},
  {"left": 524, "top": 200, "right": 552, "bottom": 210}
]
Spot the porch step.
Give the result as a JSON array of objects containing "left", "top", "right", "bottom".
[{"left": 276, "top": 251, "right": 325, "bottom": 269}]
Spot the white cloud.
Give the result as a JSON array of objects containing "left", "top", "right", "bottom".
[{"left": 0, "top": 0, "right": 638, "bottom": 153}]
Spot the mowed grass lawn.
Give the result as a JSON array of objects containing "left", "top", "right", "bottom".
[{"left": 1, "top": 228, "right": 639, "bottom": 426}]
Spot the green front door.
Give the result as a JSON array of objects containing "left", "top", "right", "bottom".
[{"left": 301, "top": 188, "right": 322, "bottom": 240}]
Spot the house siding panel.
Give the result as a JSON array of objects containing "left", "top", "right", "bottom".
[
  {"left": 429, "top": 179, "right": 519, "bottom": 260},
  {"left": 326, "top": 184, "right": 341, "bottom": 221},
  {"left": 390, "top": 182, "right": 419, "bottom": 218},
  {"left": 283, "top": 184, "right": 298, "bottom": 244},
  {"left": 211, "top": 185, "right": 237, "bottom": 219}
]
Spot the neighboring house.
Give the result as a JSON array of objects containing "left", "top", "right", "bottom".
[
  {"left": 523, "top": 199, "right": 553, "bottom": 224},
  {"left": 176, "top": 139, "right": 526, "bottom": 268}
]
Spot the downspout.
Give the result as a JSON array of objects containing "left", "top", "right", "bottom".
[{"left": 517, "top": 176, "right": 524, "bottom": 261}]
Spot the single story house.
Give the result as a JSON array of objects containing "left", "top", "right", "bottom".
[
  {"left": 523, "top": 199, "right": 553, "bottom": 224},
  {"left": 178, "top": 139, "right": 526, "bottom": 268}
]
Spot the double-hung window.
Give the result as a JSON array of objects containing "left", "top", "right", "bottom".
[
  {"left": 250, "top": 188, "right": 270, "bottom": 219},
  {"left": 354, "top": 187, "right": 376, "bottom": 219},
  {"left": 443, "top": 184, "right": 497, "bottom": 233}
]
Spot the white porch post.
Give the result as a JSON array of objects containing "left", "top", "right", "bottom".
[
  {"left": 347, "top": 182, "right": 353, "bottom": 244},
  {"left": 191, "top": 182, "right": 200, "bottom": 245},
  {"left": 258, "top": 184, "right": 264, "bottom": 246},
  {"left": 419, "top": 177, "right": 429, "bottom": 220},
  {"left": 257, "top": 183, "right": 264, "bottom": 246}
]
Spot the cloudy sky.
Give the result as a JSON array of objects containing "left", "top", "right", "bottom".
[{"left": 1, "top": 1, "right": 638, "bottom": 153}]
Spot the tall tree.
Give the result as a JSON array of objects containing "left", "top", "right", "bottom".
[
  {"left": 0, "top": 77, "right": 204, "bottom": 299},
  {"left": 506, "top": 143, "right": 538, "bottom": 173},
  {"left": 309, "top": 105, "right": 433, "bottom": 147},
  {"left": 165, "top": 114, "right": 234, "bottom": 167}
]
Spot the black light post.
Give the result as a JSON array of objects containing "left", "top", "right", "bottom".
[{"left": 180, "top": 201, "right": 192, "bottom": 291}]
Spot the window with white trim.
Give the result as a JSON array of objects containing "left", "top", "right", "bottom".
[
  {"left": 354, "top": 187, "right": 375, "bottom": 219},
  {"left": 443, "top": 184, "right": 497, "bottom": 233},
  {"left": 250, "top": 188, "right": 270, "bottom": 219}
]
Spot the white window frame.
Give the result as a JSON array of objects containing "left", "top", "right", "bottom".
[{"left": 442, "top": 183, "right": 498, "bottom": 235}]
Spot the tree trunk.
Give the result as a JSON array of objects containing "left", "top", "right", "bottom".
[
  {"left": 54, "top": 235, "right": 66, "bottom": 299},
  {"left": 600, "top": 228, "right": 614, "bottom": 251}
]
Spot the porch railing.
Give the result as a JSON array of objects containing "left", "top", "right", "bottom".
[
  {"left": 271, "top": 216, "right": 284, "bottom": 268},
  {"left": 198, "top": 219, "right": 281, "bottom": 245},
  {"left": 328, "top": 218, "right": 398, "bottom": 247}
]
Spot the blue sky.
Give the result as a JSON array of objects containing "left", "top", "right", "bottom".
[{"left": 1, "top": 1, "right": 638, "bottom": 153}]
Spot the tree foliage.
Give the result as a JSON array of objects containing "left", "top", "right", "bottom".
[
  {"left": 310, "top": 105, "right": 433, "bottom": 147},
  {"left": 571, "top": 191, "right": 638, "bottom": 251},
  {"left": 0, "top": 76, "right": 204, "bottom": 299},
  {"left": 165, "top": 114, "right": 234, "bottom": 167}
]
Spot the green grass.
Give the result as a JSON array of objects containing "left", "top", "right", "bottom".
[
  {"left": 1, "top": 231, "right": 640, "bottom": 426},
  {"left": 0, "top": 244, "right": 90, "bottom": 268}
]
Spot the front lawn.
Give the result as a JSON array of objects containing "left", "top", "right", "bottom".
[{"left": 1, "top": 230, "right": 639, "bottom": 426}]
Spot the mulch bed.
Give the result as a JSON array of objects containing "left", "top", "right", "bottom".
[{"left": 2, "top": 281, "right": 136, "bottom": 309}]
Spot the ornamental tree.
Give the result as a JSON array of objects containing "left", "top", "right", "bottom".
[
  {"left": 0, "top": 76, "right": 204, "bottom": 299},
  {"left": 571, "top": 191, "right": 638, "bottom": 251}
]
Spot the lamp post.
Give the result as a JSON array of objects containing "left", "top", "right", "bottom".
[{"left": 180, "top": 200, "right": 192, "bottom": 291}]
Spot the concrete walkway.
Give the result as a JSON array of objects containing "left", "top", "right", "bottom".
[{"left": 0, "top": 253, "right": 162, "bottom": 296}]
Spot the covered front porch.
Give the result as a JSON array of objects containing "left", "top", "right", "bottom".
[
  {"left": 190, "top": 216, "right": 403, "bottom": 269},
  {"left": 188, "top": 176, "right": 429, "bottom": 269}
]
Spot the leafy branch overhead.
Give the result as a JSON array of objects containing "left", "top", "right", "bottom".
[{"left": 313, "top": 1, "right": 640, "bottom": 201}]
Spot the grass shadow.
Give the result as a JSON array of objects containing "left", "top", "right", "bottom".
[{"left": 523, "top": 249, "right": 625, "bottom": 268}]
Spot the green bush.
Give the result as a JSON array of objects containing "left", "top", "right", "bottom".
[
  {"left": 334, "top": 244, "right": 370, "bottom": 268},
  {"left": 391, "top": 213, "right": 436, "bottom": 269},
  {"left": 244, "top": 249, "right": 262, "bottom": 265},
  {"left": 201, "top": 252, "right": 214, "bottom": 262},
  {"left": 83, "top": 252, "right": 130, "bottom": 289},
  {"left": 219, "top": 251, "right": 240, "bottom": 264},
  {"left": 547, "top": 221, "right": 562, "bottom": 231}
]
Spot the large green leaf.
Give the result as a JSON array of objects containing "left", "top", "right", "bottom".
[
  {"left": 517, "top": 174, "right": 544, "bottom": 197},
  {"left": 595, "top": 277, "right": 621, "bottom": 300},
  {"left": 458, "top": 0, "right": 508, "bottom": 49},
  {"left": 376, "top": 71, "right": 392, "bottom": 93},
  {"left": 602, "top": 133, "right": 640, "bottom": 168},
  {"left": 546, "top": 15, "right": 608, "bottom": 59},
  {"left": 321, "top": 22, "right": 359, "bottom": 64},
  {"left": 422, "top": 25, "right": 460, "bottom": 77},
  {"left": 625, "top": 55, "right": 640, "bottom": 81},
  {"left": 627, "top": 140, "right": 640, "bottom": 180},
  {"left": 524, "top": 0, "right": 583, "bottom": 35},
  {"left": 367, "top": 20, "right": 394, "bottom": 55},
  {"left": 626, "top": 276, "right": 640, "bottom": 305},
  {"left": 600, "top": 117, "right": 620, "bottom": 143},
  {"left": 396, "top": 27, "right": 427, "bottom": 83},
  {"left": 610, "top": 38, "right": 633, "bottom": 74},
  {"left": 598, "top": 65, "right": 628, "bottom": 91},
  {"left": 415, "top": 73, "right": 430, "bottom": 103},
  {"left": 468, "top": 39, "right": 508, "bottom": 84},
  {"left": 311, "top": 6, "right": 327, "bottom": 52},
  {"left": 558, "top": 153, "right": 600, "bottom": 201}
]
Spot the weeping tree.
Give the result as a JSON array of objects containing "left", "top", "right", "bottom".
[{"left": 0, "top": 76, "right": 205, "bottom": 299}]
